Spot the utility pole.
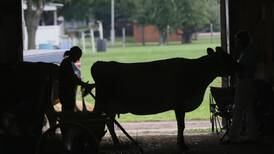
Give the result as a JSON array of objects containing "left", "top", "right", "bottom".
[{"left": 110, "top": 0, "right": 115, "bottom": 46}]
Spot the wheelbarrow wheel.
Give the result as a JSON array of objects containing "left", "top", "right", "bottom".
[{"left": 36, "top": 122, "right": 100, "bottom": 154}]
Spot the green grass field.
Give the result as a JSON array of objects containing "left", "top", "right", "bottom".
[{"left": 79, "top": 36, "right": 221, "bottom": 122}]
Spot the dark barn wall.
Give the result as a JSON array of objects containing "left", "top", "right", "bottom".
[
  {"left": 228, "top": 0, "right": 273, "bottom": 81},
  {"left": 0, "top": 1, "right": 23, "bottom": 63}
]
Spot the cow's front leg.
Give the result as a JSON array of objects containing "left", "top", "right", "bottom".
[
  {"left": 175, "top": 109, "right": 189, "bottom": 151},
  {"left": 106, "top": 114, "right": 120, "bottom": 146}
]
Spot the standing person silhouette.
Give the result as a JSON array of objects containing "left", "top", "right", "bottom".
[
  {"left": 225, "top": 30, "right": 258, "bottom": 143},
  {"left": 59, "top": 46, "right": 91, "bottom": 112}
]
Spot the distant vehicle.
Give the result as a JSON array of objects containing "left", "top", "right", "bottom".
[
  {"left": 23, "top": 49, "right": 81, "bottom": 70},
  {"left": 23, "top": 49, "right": 66, "bottom": 64}
]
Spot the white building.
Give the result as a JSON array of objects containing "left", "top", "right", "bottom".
[{"left": 22, "top": 2, "right": 71, "bottom": 50}]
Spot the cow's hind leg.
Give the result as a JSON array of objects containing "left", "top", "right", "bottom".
[
  {"left": 175, "top": 110, "right": 189, "bottom": 151},
  {"left": 106, "top": 114, "right": 120, "bottom": 146}
]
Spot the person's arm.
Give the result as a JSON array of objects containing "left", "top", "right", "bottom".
[
  {"left": 62, "top": 59, "right": 92, "bottom": 90},
  {"left": 61, "top": 59, "right": 83, "bottom": 86}
]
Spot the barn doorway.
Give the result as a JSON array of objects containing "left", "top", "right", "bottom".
[{"left": 3, "top": 1, "right": 273, "bottom": 154}]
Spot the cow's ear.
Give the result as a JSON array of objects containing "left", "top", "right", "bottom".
[{"left": 207, "top": 48, "right": 215, "bottom": 55}]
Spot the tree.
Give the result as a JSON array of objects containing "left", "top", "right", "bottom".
[
  {"left": 131, "top": 0, "right": 214, "bottom": 45},
  {"left": 24, "top": 0, "right": 71, "bottom": 49},
  {"left": 115, "top": 0, "right": 136, "bottom": 20},
  {"left": 92, "top": 0, "right": 136, "bottom": 39},
  {"left": 149, "top": 0, "right": 174, "bottom": 45},
  {"left": 207, "top": 0, "right": 220, "bottom": 32},
  {"left": 172, "top": 0, "right": 211, "bottom": 43},
  {"left": 60, "top": 0, "right": 95, "bottom": 22},
  {"left": 131, "top": 0, "right": 154, "bottom": 45},
  {"left": 61, "top": 0, "right": 136, "bottom": 39},
  {"left": 44, "top": 0, "right": 218, "bottom": 47},
  {"left": 25, "top": 0, "right": 45, "bottom": 49},
  {"left": 131, "top": 0, "right": 175, "bottom": 45}
]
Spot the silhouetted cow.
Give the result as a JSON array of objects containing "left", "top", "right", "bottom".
[
  {"left": 90, "top": 47, "right": 237, "bottom": 151},
  {"left": 0, "top": 62, "right": 59, "bottom": 153}
]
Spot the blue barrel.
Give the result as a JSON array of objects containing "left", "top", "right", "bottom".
[{"left": 39, "top": 43, "right": 54, "bottom": 49}]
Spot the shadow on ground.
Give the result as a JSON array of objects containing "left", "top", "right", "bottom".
[{"left": 99, "top": 133, "right": 274, "bottom": 154}]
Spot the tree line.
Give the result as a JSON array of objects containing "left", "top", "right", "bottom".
[{"left": 25, "top": 0, "right": 220, "bottom": 49}]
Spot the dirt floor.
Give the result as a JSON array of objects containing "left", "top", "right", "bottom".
[
  {"left": 99, "top": 133, "right": 274, "bottom": 154},
  {"left": 36, "top": 119, "right": 274, "bottom": 154},
  {"left": 97, "top": 121, "right": 274, "bottom": 154},
  {"left": 42, "top": 104, "right": 274, "bottom": 154}
]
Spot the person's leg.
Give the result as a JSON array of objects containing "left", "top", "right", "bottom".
[
  {"left": 228, "top": 80, "right": 250, "bottom": 142},
  {"left": 245, "top": 81, "right": 258, "bottom": 141}
]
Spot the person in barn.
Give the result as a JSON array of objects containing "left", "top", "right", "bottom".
[
  {"left": 59, "top": 46, "right": 92, "bottom": 112},
  {"left": 224, "top": 30, "right": 259, "bottom": 144}
]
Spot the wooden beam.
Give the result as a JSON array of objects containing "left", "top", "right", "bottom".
[{"left": 0, "top": 1, "right": 23, "bottom": 63}]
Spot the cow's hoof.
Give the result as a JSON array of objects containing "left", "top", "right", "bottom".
[
  {"left": 177, "top": 138, "right": 189, "bottom": 152},
  {"left": 179, "top": 144, "right": 189, "bottom": 152},
  {"left": 112, "top": 137, "right": 120, "bottom": 146}
]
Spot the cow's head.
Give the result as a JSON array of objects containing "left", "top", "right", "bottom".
[{"left": 207, "top": 46, "right": 238, "bottom": 77}]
